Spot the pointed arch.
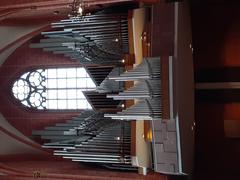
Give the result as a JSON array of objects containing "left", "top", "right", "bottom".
[{"left": 12, "top": 67, "right": 95, "bottom": 110}]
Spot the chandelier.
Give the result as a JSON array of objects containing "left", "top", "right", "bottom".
[{"left": 69, "top": 0, "right": 86, "bottom": 17}]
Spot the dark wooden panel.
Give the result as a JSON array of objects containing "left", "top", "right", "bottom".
[
  {"left": 196, "top": 89, "right": 240, "bottom": 103},
  {"left": 196, "top": 67, "right": 240, "bottom": 83},
  {"left": 151, "top": 3, "right": 174, "bottom": 56}
]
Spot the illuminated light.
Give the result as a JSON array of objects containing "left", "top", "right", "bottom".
[
  {"left": 53, "top": 11, "right": 59, "bottom": 15},
  {"left": 121, "top": 103, "right": 125, "bottom": 108},
  {"left": 146, "top": 129, "right": 153, "bottom": 142},
  {"left": 142, "top": 133, "right": 145, "bottom": 138},
  {"left": 121, "top": 59, "right": 125, "bottom": 63},
  {"left": 116, "top": 137, "right": 120, "bottom": 140},
  {"left": 78, "top": 6, "right": 83, "bottom": 14},
  {"left": 12, "top": 67, "right": 95, "bottom": 110},
  {"left": 114, "top": 38, "right": 119, "bottom": 42}
]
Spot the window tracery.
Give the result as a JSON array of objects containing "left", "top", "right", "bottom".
[{"left": 12, "top": 68, "right": 95, "bottom": 110}]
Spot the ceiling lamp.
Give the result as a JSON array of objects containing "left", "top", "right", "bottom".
[
  {"left": 69, "top": 0, "right": 86, "bottom": 17},
  {"left": 78, "top": 6, "right": 83, "bottom": 15}
]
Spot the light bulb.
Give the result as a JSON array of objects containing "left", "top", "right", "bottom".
[{"left": 78, "top": 6, "right": 83, "bottom": 14}]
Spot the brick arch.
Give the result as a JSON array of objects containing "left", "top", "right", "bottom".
[{"left": 0, "top": 34, "right": 82, "bottom": 137}]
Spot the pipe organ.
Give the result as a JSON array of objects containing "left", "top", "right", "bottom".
[
  {"left": 31, "top": 4, "right": 194, "bottom": 177},
  {"left": 30, "top": 13, "right": 129, "bottom": 66},
  {"left": 104, "top": 57, "right": 161, "bottom": 121},
  {"left": 96, "top": 67, "right": 125, "bottom": 93},
  {"left": 33, "top": 111, "right": 135, "bottom": 170}
]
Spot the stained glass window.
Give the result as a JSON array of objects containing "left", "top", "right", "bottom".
[{"left": 12, "top": 68, "right": 95, "bottom": 110}]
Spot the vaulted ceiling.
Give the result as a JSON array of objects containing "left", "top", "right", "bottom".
[{"left": 0, "top": 0, "right": 137, "bottom": 24}]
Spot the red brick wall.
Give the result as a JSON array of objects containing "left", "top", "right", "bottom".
[
  {"left": 0, "top": 36, "right": 81, "bottom": 136},
  {"left": 0, "top": 159, "right": 167, "bottom": 180}
]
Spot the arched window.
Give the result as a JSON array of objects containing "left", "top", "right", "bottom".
[{"left": 12, "top": 67, "right": 95, "bottom": 110}]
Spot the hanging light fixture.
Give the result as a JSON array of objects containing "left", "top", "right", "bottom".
[
  {"left": 69, "top": 0, "right": 85, "bottom": 17},
  {"left": 78, "top": 6, "right": 83, "bottom": 15}
]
